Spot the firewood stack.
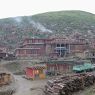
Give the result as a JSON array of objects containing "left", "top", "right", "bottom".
[{"left": 44, "top": 73, "right": 95, "bottom": 95}]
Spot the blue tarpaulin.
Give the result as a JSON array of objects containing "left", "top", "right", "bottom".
[{"left": 73, "top": 63, "right": 95, "bottom": 72}]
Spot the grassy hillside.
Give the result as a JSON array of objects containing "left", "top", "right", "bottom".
[
  {"left": 0, "top": 10, "right": 95, "bottom": 49},
  {"left": 0, "top": 17, "right": 50, "bottom": 48},
  {"left": 32, "top": 10, "right": 95, "bottom": 34}
]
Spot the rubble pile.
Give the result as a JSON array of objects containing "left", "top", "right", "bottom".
[{"left": 44, "top": 73, "right": 95, "bottom": 95}]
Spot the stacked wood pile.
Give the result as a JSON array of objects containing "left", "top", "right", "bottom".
[
  {"left": 44, "top": 73, "right": 95, "bottom": 95},
  {"left": 0, "top": 72, "right": 17, "bottom": 95},
  {"left": 0, "top": 73, "right": 12, "bottom": 86}
]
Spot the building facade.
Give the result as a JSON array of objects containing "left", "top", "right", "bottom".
[
  {"left": 25, "top": 65, "right": 46, "bottom": 80},
  {"left": 15, "top": 34, "right": 87, "bottom": 58}
]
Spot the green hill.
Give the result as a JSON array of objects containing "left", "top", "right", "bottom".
[
  {"left": 32, "top": 10, "right": 95, "bottom": 34},
  {"left": 0, "top": 10, "right": 95, "bottom": 49}
]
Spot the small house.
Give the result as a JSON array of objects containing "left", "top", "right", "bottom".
[
  {"left": 25, "top": 65, "right": 46, "bottom": 80},
  {"left": 45, "top": 60, "right": 78, "bottom": 75},
  {"left": 85, "top": 49, "right": 95, "bottom": 63}
]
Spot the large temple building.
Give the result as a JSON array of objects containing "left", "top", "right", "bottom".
[{"left": 15, "top": 33, "right": 88, "bottom": 59}]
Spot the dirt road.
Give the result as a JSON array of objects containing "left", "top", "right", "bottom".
[{"left": 13, "top": 75, "right": 47, "bottom": 95}]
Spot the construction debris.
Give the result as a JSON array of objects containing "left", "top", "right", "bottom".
[{"left": 44, "top": 73, "right": 95, "bottom": 95}]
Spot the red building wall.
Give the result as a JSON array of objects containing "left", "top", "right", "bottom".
[
  {"left": 46, "top": 63, "right": 71, "bottom": 74},
  {"left": 25, "top": 68, "right": 34, "bottom": 78},
  {"left": 15, "top": 36, "right": 87, "bottom": 58}
]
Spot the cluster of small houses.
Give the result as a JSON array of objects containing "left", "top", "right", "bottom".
[
  {"left": 25, "top": 59, "right": 95, "bottom": 80},
  {"left": 1, "top": 32, "right": 95, "bottom": 80}
]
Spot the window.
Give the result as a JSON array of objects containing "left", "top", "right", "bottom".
[
  {"left": 57, "top": 44, "right": 60, "bottom": 47},
  {"left": 92, "top": 53, "right": 95, "bottom": 56},
  {"left": 26, "top": 50, "right": 31, "bottom": 54},
  {"left": 61, "top": 44, "right": 64, "bottom": 47}
]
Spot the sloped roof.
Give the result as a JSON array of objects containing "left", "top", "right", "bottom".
[{"left": 49, "top": 34, "right": 67, "bottom": 39}]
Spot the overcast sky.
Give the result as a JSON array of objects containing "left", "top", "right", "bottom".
[{"left": 0, "top": 0, "right": 95, "bottom": 19}]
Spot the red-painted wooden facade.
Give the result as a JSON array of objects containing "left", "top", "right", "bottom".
[
  {"left": 46, "top": 63, "right": 71, "bottom": 74},
  {"left": 25, "top": 68, "right": 34, "bottom": 78},
  {"left": 25, "top": 66, "right": 46, "bottom": 79},
  {"left": 15, "top": 34, "right": 87, "bottom": 58}
]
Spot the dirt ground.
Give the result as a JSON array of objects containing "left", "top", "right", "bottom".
[
  {"left": 13, "top": 75, "right": 95, "bottom": 95},
  {"left": 1, "top": 60, "right": 95, "bottom": 95},
  {"left": 73, "top": 85, "right": 95, "bottom": 95},
  {"left": 13, "top": 75, "right": 47, "bottom": 95}
]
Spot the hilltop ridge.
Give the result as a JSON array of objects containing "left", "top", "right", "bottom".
[{"left": 0, "top": 10, "right": 95, "bottom": 48}]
